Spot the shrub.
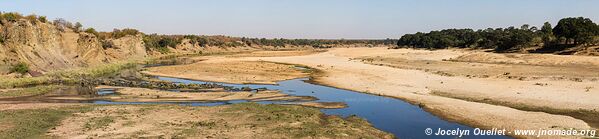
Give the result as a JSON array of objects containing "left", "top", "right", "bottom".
[
  {"left": 101, "top": 40, "right": 114, "bottom": 49},
  {"left": 25, "top": 15, "right": 37, "bottom": 24},
  {"left": 10, "top": 62, "right": 29, "bottom": 75},
  {"left": 73, "top": 22, "right": 82, "bottom": 32},
  {"left": 3, "top": 12, "right": 23, "bottom": 22},
  {"left": 84, "top": 28, "right": 99, "bottom": 36},
  {"left": 143, "top": 35, "right": 170, "bottom": 54},
  {"left": 38, "top": 16, "right": 47, "bottom": 23},
  {"left": 112, "top": 28, "right": 140, "bottom": 39}
]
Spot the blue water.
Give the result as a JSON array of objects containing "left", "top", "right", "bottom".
[{"left": 153, "top": 77, "right": 511, "bottom": 139}]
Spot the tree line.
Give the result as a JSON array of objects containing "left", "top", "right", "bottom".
[{"left": 396, "top": 17, "right": 599, "bottom": 52}]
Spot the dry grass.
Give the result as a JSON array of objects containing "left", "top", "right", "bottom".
[{"left": 47, "top": 103, "right": 393, "bottom": 138}]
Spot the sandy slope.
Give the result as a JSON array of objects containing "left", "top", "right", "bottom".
[
  {"left": 247, "top": 48, "right": 598, "bottom": 138},
  {"left": 143, "top": 58, "right": 310, "bottom": 84}
]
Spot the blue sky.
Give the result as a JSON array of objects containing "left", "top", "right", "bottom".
[{"left": 1, "top": 0, "right": 598, "bottom": 39}]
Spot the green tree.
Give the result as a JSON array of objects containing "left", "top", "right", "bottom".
[
  {"left": 553, "top": 17, "right": 597, "bottom": 45},
  {"left": 3, "top": 12, "right": 23, "bottom": 22},
  {"left": 540, "top": 22, "right": 554, "bottom": 45},
  {"left": 38, "top": 16, "right": 47, "bottom": 23},
  {"left": 541, "top": 22, "right": 553, "bottom": 35}
]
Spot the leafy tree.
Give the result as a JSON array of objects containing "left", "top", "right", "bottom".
[
  {"left": 540, "top": 22, "right": 553, "bottom": 35},
  {"left": 553, "top": 17, "right": 598, "bottom": 45},
  {"left": 397, "top": 26, "right": 535, "bottom": 51},
  {"left": 540, "top": 22, "right": 554, "bottom": 45}
]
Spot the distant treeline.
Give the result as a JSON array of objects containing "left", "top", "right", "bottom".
[
  {"left": 138, "top": 34, "right": 396, "bottom": 53},
  {"left": 0, "top": 12, "right": 396, "bottom": 54},
  {"left": 396, "top": 17, "right": 599, "bottom": 52}
]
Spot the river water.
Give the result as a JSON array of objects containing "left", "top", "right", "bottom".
[{"left": 129, "top": 77, "right": 510, "bottom": 139}]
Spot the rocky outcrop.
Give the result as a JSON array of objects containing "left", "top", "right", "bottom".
[
  {"left": 104, "top": 35, "right": 148, "bottom": 60},
  {"left": 0, "top": 19, "right": 109, "bottom": 74},
  {"left": 0, "top": 19, "right": 153, "bottom": 75}
]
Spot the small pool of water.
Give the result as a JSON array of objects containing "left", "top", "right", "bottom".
[{"left": 155, "top": 77, "right": 511, "bottom": 139}]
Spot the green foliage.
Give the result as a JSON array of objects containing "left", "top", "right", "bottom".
[
  {"left": 541, "top": 22, "right": 553, "bottom": 35},
  {"left": 540, "top": 22, "right": 555, "bottom": 45},
  {"left": 397, "top": 17, "right": 599, "bottom": 52},
  {"left": 38, "top": 16, "right": 47, "bottom": 23},
  {"left": 10, "top": 62, "right": 29, "bottom": 75},
  {"left": 553, "top": 17, "right": 599, "bottom": 45},
  {"left": 143, "top": 34, "right": 182, "bottom": 54},
  {"left": 183, "top": 35, "right": 209, "bottom": 47},
  {"left": 84, "top": 28, "right": 99, "bottom": 36},
  {"left": 111, "top": 28, "right": 140, "bottom": 39},
  {"left": 2, "top": 12, "right": 22, "bottom": 22},
  {"left": 175, "top": 35, "right": 395, "bottom": 48}
]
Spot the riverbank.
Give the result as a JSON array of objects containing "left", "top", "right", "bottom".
[{"left": 246, "top": 48, "right": 598, "bottom": 138}]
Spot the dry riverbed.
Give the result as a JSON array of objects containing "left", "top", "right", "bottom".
[
  {"left": 248, "top": 47, "right": 599, "bottom": 138},
  {"left": 3, "top": 48, "right": 598, "bottom": 138},
  {"left": 136, "top": 48, "right": 599, "bottom": 138},
  {"left": 0, "top": 50, "right": 390, "bottom": 139}
]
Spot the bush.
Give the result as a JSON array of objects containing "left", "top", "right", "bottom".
[
  {"left": 2, "top": 12, "right": 23, "bottom": 22},
  {"left": 38, "top": 16, "right": 47, "bottom": 23},
  {"left": 84, "top": 28, "right": 99, "bottom": 36},
  {"left": 25, "top": 15, "right": 37, "bottom": 24},
  {"left": 10, "top": 62, "right": 29, "bottom": 75},
  {"left": 101, "top": 40, "right": 114, "bottom": 49},
  {"left": 73, "top": 22, "right": 82, "bottom": 32},
  {"left": 143, "top": 35, "right": 170, "bottom": 54},
  {"left": 112, "top": 28, "right": 140, "bottom": 39}
]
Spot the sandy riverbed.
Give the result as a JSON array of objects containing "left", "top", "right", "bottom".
[
  {"left": 136, "top": 47, "right": 599, "bottom": 138},
  {"left": 252, "top": 48, "right": 598, "bottom": 138}
]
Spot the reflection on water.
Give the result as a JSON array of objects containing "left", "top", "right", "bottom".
[{"left": 157, "top": 77, "right": 511, "bottom": 139}]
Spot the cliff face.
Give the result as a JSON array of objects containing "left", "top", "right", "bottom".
[
  {"left": 104, "top": 35, "right": 148, "bottom": 61},
  {"left": 0, "top": 19, "right": 147, "bottom": 75}
]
